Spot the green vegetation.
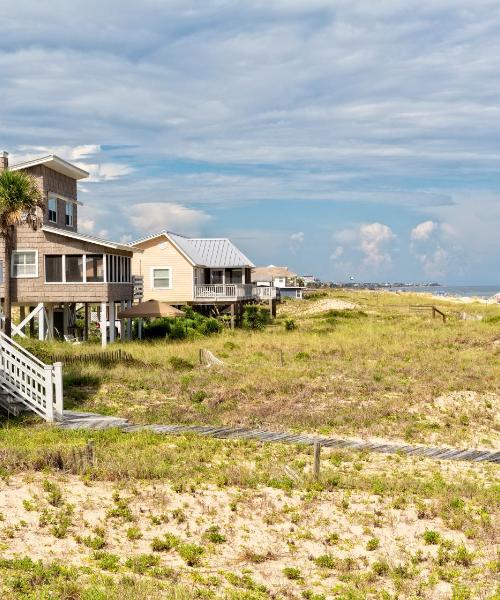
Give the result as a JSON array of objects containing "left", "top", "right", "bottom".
[{"left": 0, "top": 290, "right": 498, "bottom": 599}]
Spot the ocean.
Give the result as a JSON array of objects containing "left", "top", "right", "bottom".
[{"left": 389, "top": 285, "right": 500, "bottom": 299}]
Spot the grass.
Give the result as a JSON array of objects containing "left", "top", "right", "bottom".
[
  {"left": 0, "top": 289, "right": 498, "bottom": 599},
  {"left": 15, "top": 289, "right": 499, "bottom": 448}
]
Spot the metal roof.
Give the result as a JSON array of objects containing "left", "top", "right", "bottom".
[
  {"left": 169, "top": 233, "right": 255, "bottom": 268},
  {"left": 130, "top": 231, "right": 254, "bottom": 267}
]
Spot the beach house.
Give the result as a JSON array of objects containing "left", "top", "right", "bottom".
[
  {"left": 0, "top": 151, "right": 134, "bottom": 347},
  {"left": 130, "top": 231, "right": 266, "bottom": 324}
]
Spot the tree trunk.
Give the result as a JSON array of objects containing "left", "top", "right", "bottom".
[{"left": 4, "top": 231, "right": 12, "bottom": 337}]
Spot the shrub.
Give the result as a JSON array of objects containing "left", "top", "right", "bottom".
[
  {"left": 126, "top": 527, "right": 143, "bottom": 541},
  {"left": 423, "top": 530, "right": 440, "bottom": 545},
  {"left": 177, "top": 543, "right": 204, "bottom": 566},
  {"left": 366, "top": 537, "right": 380, "bottom": 551},
  {"left": 151, "top": 534, "right": 179, "bottom": 552},
  {"left": 242, "top": 305, "right": 270, "bottom": 330},
  {"left": 283, "top": 567, "right": 302, "bottom": 581},
  {"left": 372, "top": 559, "right": 390, "bottom": 576},
  {"left": 204, "top": 525, "right": 226, "bottom": 544},
  {"left": 125, "top": 554, "right": 160, "bottom": 574},
  {"left": 284, "top": 319, "right": 296, "bottom": 331},
  {"left": 295, "top": 351, "right": 310, "bottom": 361},
  {"left": 313, "top": 554, "right": 335, "bottom": 569}
]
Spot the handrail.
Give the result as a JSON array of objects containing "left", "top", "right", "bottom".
[
  {"left": 0, "top": 332, "right": 63, "bottom": 422},
  {"left": 0, "top": 331, "right": 46, "bottom": 368}
]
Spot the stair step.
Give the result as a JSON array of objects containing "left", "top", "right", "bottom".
[{"left": 0, "top": 390, "right": 26, "bottom": 416}]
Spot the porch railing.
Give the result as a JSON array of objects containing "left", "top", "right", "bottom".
[
  {"left": 254, "top": 286, "right": 277, "bottom": 299},
  {"left": 194, "top": 284, "right": 255, "bottom": 299},
  {"left": 0, "top": 331, "right": 63, "bottom": 422}
]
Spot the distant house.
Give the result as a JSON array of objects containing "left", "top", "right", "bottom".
[
  {"left": 251, "top": 265, "right": 304, "bottom": 299},
  {"left": 130, "top": 231, "right": 265, "bottom": 320}
]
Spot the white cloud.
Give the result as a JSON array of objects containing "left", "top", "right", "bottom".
[
  {"left": 78, "top": 217, "right": 96, "bottom": 233},
  {"left": 411, "top": 220, "right": 437, "bottom": 241},
  {"left": 332, "top": 222, "right": 396, "bottom": 272},
  {"left": 359, "top": 223, "right": 396, "bottom": 268},
  {"left": 77, "top": 162, "right": 135, "bottom": 182},
  {"left": 330, "top": 245, "right": 344, "bottom": 260},
  {"left": 290, "top": 231, "right": 304, "bottom": 244},
  {"left": 128, "top": 202, "right": 212, "bottom": 235}
]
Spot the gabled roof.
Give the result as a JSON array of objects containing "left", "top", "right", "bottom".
[
  {"left": 130, "top": 230, "right": 254, "bottom": 268},
  {"left": 10, "top": 155, "right": 89, "bottom": 180},
  {"left": 42, "top": 225, "right": 135, "bottom": 252},
  {"left": 252, "top": 266, "right": 297, "bottom": 282}
]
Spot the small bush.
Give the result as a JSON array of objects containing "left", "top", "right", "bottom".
[
  {"left": 295, "top": 351, "right": 310, "bottom": 361},
  {"left": 151, "top": 533, "right": 180, "bottom": 552},
  {"left": 125, "top": 553, "right": 160, "bottom": 574},
  {"left": 283, "top": 567, "right": 302, "bottom": 580},
  {"left": 126, "top": 527, "right": 143, "bottom": 541},
  {"left": 93, "top": 551, "right": 120, "bottom": 572},
  {"left": 177, "top": 543, "right": 204, "bottom": 566},
  {"left": 284, "top": 319, "right": 296, "bottom": 331},
  {"left": 366, "top": 537, "right": 380, "bottom": 551},
  {"left": 242, "top": 305, "right": 270, "bottom": 330},
  {"left": 204, "top": 525, "right": 226, "bottom": 544},
  {"left": 372, "top": 559, "right": 390, "bottom": 576},
  {"left": 313, "top": 554, "right": 335, "bottom": 569},
  {"left": 423, "top": 530, "right": 440, "bottom": 545}
]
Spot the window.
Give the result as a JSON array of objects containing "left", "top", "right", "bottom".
[
  {"left": 152, "top": 267, "right": 171, "bottom": 289},
  {"left": 12, "top": 251, "right": 37, "bottom": 278},
  {"left": 227, "top": 269, "right": 242, "bottom": 284},
  {"left": 48, "top": 197, "right": 57, "bottom": 223},
  {"left": 45, "top": 255, "right": 63, "bottom": 282},
  {"left": 65, "top": 255, "right": 83, "bottom": 282},
  {"left": 86, "top": 255, "right": 104, "bottom": 282},
  {"left": 210, "top": 269, "right": 223, "bottom": 284},
  {"left": 65, "top": 202, "right": 74, "bottom": 227}
]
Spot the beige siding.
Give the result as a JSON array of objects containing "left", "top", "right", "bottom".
[{"left": 132, "top": 237, "right": 194, "bottom": 303}]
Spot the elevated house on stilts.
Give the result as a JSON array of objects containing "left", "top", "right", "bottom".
[{"left": 0, "top": 151, "right": 134, "bottom": 348}]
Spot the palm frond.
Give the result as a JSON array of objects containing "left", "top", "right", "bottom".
[{"left": 0, "top": 170, "right": 44, "bottom": 235}]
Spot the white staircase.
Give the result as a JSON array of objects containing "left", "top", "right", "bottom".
[{"left": 0, "top": 332, "right": 63, "bottom": 422}]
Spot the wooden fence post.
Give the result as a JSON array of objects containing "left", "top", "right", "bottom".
[
  {"left": 86, "top": 440, "right": 95, "bottom": 467},
  {"left": 313, "top": 441, "right": 321, "bottom": 480}
]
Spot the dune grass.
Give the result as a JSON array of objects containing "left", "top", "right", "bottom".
[{"left": 17, "top": 289, "right": 499, "bottom": 448}]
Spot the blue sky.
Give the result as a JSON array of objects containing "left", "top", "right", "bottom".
[{"left": 1, "top": 1, "right": 499, "bottom": 283}]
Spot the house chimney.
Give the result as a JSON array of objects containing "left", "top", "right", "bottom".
[{"left": 0, "top": 151, "right": 8, "bottom": 171}]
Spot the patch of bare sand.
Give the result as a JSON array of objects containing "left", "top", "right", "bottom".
[{"left": 0, "top": 463, "right": 497, "bottom": 599}]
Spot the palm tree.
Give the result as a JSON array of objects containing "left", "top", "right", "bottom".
[{"left": 0, "top": 170, "right": 43, "bottom": 337}]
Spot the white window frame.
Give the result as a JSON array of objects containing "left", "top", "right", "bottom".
[
  {"left": 151, "top": 266, "right": 172, "bottom": 290},
  {"left": 48, "top": 197, "right": 58, "bottom": 223},
  {"left": 65, "top": 201, "right": 74, "bottom": 227},
  {"left": 12, "top": 250, "right": 38, "bottom": 278}
]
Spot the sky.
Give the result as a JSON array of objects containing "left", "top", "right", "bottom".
[{"left": 1, "top": 0, "right": 499, "bottom": 284}]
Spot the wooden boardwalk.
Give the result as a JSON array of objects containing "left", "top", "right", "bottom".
[{"left": 59, "top": 411, "right": 500, "bottom": 465}]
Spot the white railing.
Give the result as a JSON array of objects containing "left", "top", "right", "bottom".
[
  {"left": 254, "top": 286, "right": 277, "bottom": 299},
  {"left": 194, "top": 284, "right": 255, "bottom": 299},
  {"left": 0, "top": 332, "right": 63, "bottom": 422}
]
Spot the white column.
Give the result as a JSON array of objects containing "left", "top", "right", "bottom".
[
  {"left": 109, "top": 301, "right": 116, "bottom": 343},
  {"left": 54, "top": 362, "right": 64, "bottom": 418},
  {"left": 38, "top": 305, "right": 45, "bottom": 341},
  {"left": 100, "top": 302, "right": 107, "bottom": 348}
]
